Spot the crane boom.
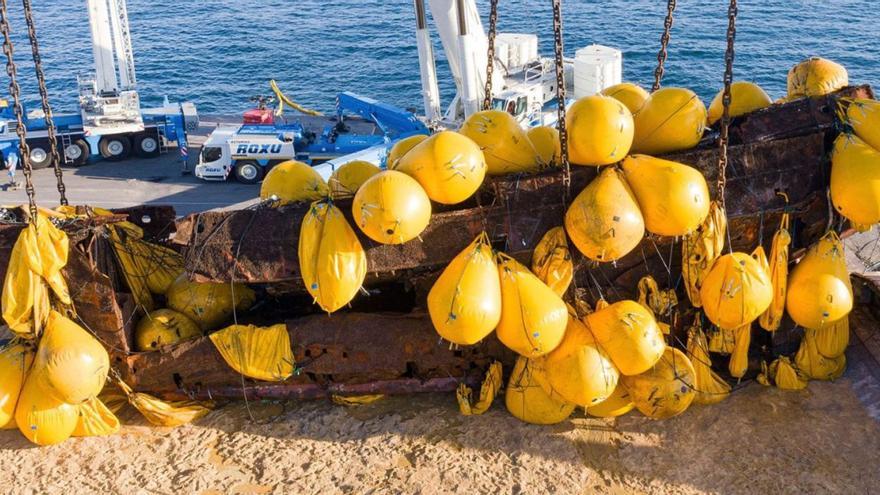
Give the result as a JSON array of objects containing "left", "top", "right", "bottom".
[
  {"left": 106, "top": 0, "right": 136, "bottom": 90},
  {"left": 86, "top": 0, "right": 118, "bottom": 93}
]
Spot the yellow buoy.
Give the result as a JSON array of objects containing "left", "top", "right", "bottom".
[
  {"left": 700, "top": 252, "right": 773, "bottom": 330},
  {"left": 299, "top": 201, "right": 367, "bottom": 313},
  {"left": 601, "top": 82, "right": 650, "bottom": 114},
  {"left": 166, "top": 275, "right": 256, "bottom": 331},
  {"left": 830, "top": 134, "right": 880, "bottom": 227},
  {"left": 621, "top": 347, "right": 697, "bottom": 419},
  {"left": 565, "top": 167, "right": 645, "bottom": 262},
  {"left": 787, "top": 57, "right": 848, "bottom": 99},
  {"left": 586, "top": 300, "right": 666, "bottom": 376},
  {"left": 786, "top": 231, "right": 852, "bottom": 329},
  {"left": 496, "top": 255, "right": 568, "bottom": 358},
  {"left": 395, "top": 130, "right": 486, "bottom": 204},
  {"left": 329, "top": 160, "right": 381, "bottom": 199},
  {"left": 459, "top": 110, "right": 540, "bottom": 175},
  {"left": 621, "top": 154, "right": 710, "bottom": 236},
  {"left": 707, "top": 81, "right": 772, "bottom": 125},
  {"left": 533, "top": 310, "right": 619, "bottom": 407},
  {"left": 135, "top": 308, "right": 202, "bottom": 351},
  {"left": 565, "top": 94, "right": 634, "bottom": 166},
  {"left": 845, "top": 98, "right": 880, "bottom": 151},
  {"left": 526, "top": 126, "right": 561, "bottom": 166},
  {"left": 352, "top": 170, "right": 432, "bottom": 244},
  {"left": 428, "top": 233, "right": 501, "bottom": 345},
  {"left": 632, "top": 87, "right": 707, "bottom": 155},
  {"left": 585, "top": 381, "right": 635, "bottom": 418},
  {"left": 530, "top": 227, "right": 573, "bottom": 296},
  {"left": 505, "top": 357, "right": 575, "bottom": 425},
  {"left": 33, "top": 311, "right": 109, "bottom": 405},
  {"left": 14, "top": 374, "right": 78, "bottom": 445},
  {"left": 0, "top": 342, "right": 33, "bottom": 427},
  {"left": 259, "top": 160, "right": 329, "bottom": 205},
  {"left": 387, "top": 134, "right": 429, "bottom": 170}
]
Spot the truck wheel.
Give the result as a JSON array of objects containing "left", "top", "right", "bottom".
[
  {"left": 234, "top": 160, "right": 263, "bottom": 184},
  {"left": 133, "top": 132, "right": 160, "bottom": 158},
  {"left": 27, "top": 141, "right": 53, "bottom": 170},
  {"left": 99, "top": 135, "right": 132, "bottom": 161},
  {"left": 63, "top": 139, "right": 90, "bottom": 167}
]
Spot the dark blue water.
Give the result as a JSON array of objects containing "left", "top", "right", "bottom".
[{"left": 3, "top": 0, "right": 879, "bottom": 115}]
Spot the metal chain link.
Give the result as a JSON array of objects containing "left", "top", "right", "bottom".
[
  {"left": 0, "top": 0, "right": 36, "bottom": 222},
  {"left": 22, "top": 0, "right": 66, "bottom": 205},
  {"left": 551, "top": 0, "right": 570, "bottom": 203},
  {"left": 652, "top": 0, "right": 676, "bottom": 92},
  {"left": 716, "top": 0, "right": 738, "bottom": 209},
  {"left": 481, "top": 0, "right": 498, "bottom": 111}
]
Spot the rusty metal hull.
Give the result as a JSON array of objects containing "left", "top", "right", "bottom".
[{"left": 0, "top": 87, "right": 872, "bottom": 400}]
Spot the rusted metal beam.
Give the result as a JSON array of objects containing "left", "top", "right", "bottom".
[{"left": 126, "top": 311, "right": 514, "bottom": 398}]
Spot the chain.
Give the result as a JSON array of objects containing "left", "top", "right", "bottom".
[
  {"left": 716, "top": 0, "right": 737, "bottom": 209},
  {"left": 481, "top": 0, "right": 498, "bottom": 111},
  {"left": 652, "top": 0, "right": 676, "bottom": 92},
  {"left": 0, "top": 0, "right": 36, "bottom": 222},
  {"left": 551, "top": 0, "right": 570, "bottom": 203},
  {"left": 22, "top": 0, "right": 66, "bottom": 206}
]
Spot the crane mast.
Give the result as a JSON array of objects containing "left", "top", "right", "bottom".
[{"left": 79, "top": 0, "right": 143, "bottom": 133}]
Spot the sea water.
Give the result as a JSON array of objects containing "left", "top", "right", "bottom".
[{"left": 3, "top": 0, "right": 879, "bottom": 115}]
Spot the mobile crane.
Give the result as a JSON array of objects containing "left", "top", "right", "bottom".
[{"left": 0, "top": 0, "right": 198, "bottom": 168}]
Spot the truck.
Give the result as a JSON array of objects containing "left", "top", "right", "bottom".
[
  {"left": 0, "top": 0, "right": 198, "bottom": 168},
  {"left": 195, "top": 91, "right": 428, "bottom": 184}
]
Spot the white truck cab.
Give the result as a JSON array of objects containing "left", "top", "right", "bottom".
[{"left": 195, "top": 125, "right": 297, "bottom": 183}]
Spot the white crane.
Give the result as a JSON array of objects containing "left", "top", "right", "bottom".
[{"left": 79, "top": 0, "right": 143, "bottom": 134}]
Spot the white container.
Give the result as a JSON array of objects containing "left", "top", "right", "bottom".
[
  {"left": 573, "top": 44, "right": 622, "bottom": 99},
  {"left": 496, "top": 33, "right": 539, "bottom": 72}
]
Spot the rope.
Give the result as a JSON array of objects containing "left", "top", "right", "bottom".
[
  {"left": 652, "top": 0, "right": 676, "bottom": 92},
  {"left": 0, "top": 0, "right": 37, "bottom": 222},
  {"left": 716, "top": 0, "right": 738, "bottom": 210},
  {"left": 481, "top": 0, "right": 498, "bottom": 111},
  {"left": 21, "top": 0, "right": 66, "bottom": 205}
]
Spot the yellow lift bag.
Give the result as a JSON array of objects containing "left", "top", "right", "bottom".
[
  {"left": 495, "top": 254, "right": 568, "bottom": 358},
  {"left": 459, "top": 110, "right": 540, "bottom": 175},
  {"left": 387, "top": 135, "right": 428, "bottom": 170},
  {"left": 457, "top": 361, "right": 502, "bottom": 416},
  {"left": 260, "top": 160, "right": 330, "bottom": 206},
  {"left": 845, "top": 97, "right": 880, "bottom": 151},
  {"left": 531, "top": 227, "right": 573, "bottom": 296},
  {"left": 352, "top": 170, "right": 432, "bottom": 245},
  {"left": 428, "top": 233, "right": 501, "bottom": 346},
  {"left": 787, "top": 57, "right": 848, "bottom": 99},
  {"left": 395, "top": 130, "right": 487, "bottom": 205},
  {"left": 210, "top": 323, "right": 294, "bottom": 382},
  {"left": 505, "top": 357, "right": 575, "bottom": 425},
  {"left": 812, "top": 316, "right": 849, "bottom": 359},
  {"left": 135, "top": 308, "right": 202, "bottom": 351},
  {"left": 533, "top": 307, "right": 619, "bottom": 407},
  {"left": 759, "top": 213, "right": 791, "bottom": 331},
  {"left": 72, "top": 397, "right": 120, "bottom": 437},
  {"left": 700, "top": 251, "right": 773, "bottom": 330},
  {"left": 585, "top": 300, "right": 665, "bottom": 376},
  {"left": 329, "top": 160, "right": 381, "bottom": 199},
  {"left": 632, "top": 87, "right": 707, "bottom": 155},
  {"left": 166, "top": 275, "right": 256, "bottom": 331},
  {"left": 686, "top": 321, "right": 730, "bottom": 405},
  {"left": 682, "top": 201, "right": 727, "bottom": 307},
  {"left": 526, "top": 126, "right": 561, "bottom": 167},
  {"left": 585, "top": 381, "right": 635, "bottom": 418},
  {"left": 601, "top": 82, "right": 650, "bottom": 114},
  {"left": 564, "top": 167, "right": 645, "bottom": 262},
  {"left": 707, "top": 81, "right": 772, "bottom": 126},
  {"left": 14, "top": 372, "right": 78, "bottom": 445},
  {"left": 795, "top": 329, "right": 846, "bottom": 381},
  {"left": 565, "top": 94, "right": 634, "bottom": 166},
  {"left": 299, "top": 201, "right": 367, "bottom": 313},
  {"left": 116, "top": 379, "right": 212, "bottom": 427},
  {"left": 786, "top": 231, "right": 852, "bottom": 330},
  {"left": 759, "top": 357, "right": 808, "bottom": 391},
  {"left": 830, "top": 134, "right": 880, "bottom": 227},
  {"left": 2, "top": 211, "right": 71, "bottom": 337},
  {"left": 728, "top": 324, "right": 751, "bottom": 379},
  {"left": 621, "top": 347, "right": 696, "bottom": 420},
  {"left": 0, "top": 341, "right": 33, "bottom": 427},
  {"left": 621, "top": 154, "right": 710, "bottom": 237}
]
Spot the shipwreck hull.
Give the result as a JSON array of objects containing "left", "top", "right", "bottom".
[{"left": 0, "top": 86, "right": 872, "bottom": 400}]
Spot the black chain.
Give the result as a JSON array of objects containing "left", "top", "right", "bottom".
[
  {"left": 652, "top": 0, "right": 676, "bottom": 92},
  {"left": 482, "top": 0, "right": 498, "bottom": 111},
  {"left": 0, "top": 0, "right": 36, "bottom": 222},
  {"left": 551, "top": 0, "right": 570, "bottom": 203},
  {"left": 717, "top": 0, "right": 737, "bottom": 209},
  {"left": 22, "top": 0, "right": 66, "bottom": 206}
]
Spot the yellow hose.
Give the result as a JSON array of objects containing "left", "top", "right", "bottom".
[{"left": 270, "top": 79, "right": 323, "bottom": 117}]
